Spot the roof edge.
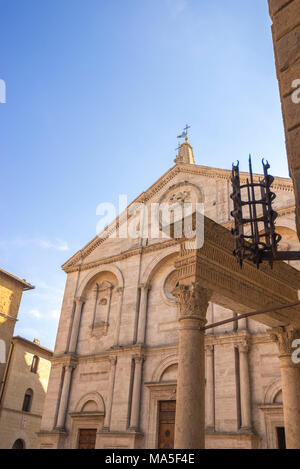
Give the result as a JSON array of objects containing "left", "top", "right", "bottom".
[{"left": 0, "top": 268, "right": 35, "bottom": 291}]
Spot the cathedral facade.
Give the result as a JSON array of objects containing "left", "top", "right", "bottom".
[{"left": 38, "top": 140, "right": 299, "bottom": 449}]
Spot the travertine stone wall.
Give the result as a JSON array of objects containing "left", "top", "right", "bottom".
[{"left": 268, "top": 0, "right": 300, "bottom": 235}]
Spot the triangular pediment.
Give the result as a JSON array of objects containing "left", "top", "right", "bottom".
[{"left": 62, "top": 163, "right": 294, "bottom": 272}]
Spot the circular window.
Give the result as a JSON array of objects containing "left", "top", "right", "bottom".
[{"left": 163, "top": 270, "right": 178, "bottom": 303}]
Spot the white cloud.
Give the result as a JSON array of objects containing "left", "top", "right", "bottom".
[
  {"left": 35, "top": 239, "right": 69, "bottom": 251},
  {"left": 27, "top": 307, "right": 61, "bottom": 321},
  {"left": 0, "top": 237, "right": 69, "bottom": 252},
  {"left": 50, "top": 309, "right": 60, "bottom": 320},
  {"left": 29, "top": 309, "right": 42, "bottom": 319}
]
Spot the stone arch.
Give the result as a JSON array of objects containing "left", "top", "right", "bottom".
[
  {"left": 12, "top": 439, "right": 25, "bottom": 449},
  {"left": 9, "top": 431, "right": 29, "bottom": 450},
  {"left": 75, "top": 391, "right": 105, "bottom": 414},
  {"left": 77, "top": 264, "right": 124, "bottom": 298},
  {"left": 140, "top": 246, "right": 179, "bottom": 289},
  {"left": 151, "top": 354, "right": 178, "bottom": 382},
  {"left": 264, "top": 378, "right": 282, "bottom": 405}
]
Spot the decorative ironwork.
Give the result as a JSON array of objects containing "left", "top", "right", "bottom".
[{"left": 231, "top": 156, "right": 300, "bottom": 268}]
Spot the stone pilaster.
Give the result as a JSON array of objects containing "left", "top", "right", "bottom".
[
  {"left": 136, "top": 284, "right": 150, "bottom": 344},
  {"left": 129, "top": 355, "right": 144, "bottom": 431},
  {"left": 173, "top": 283, "right": 211, "bottom": 449},
  {"left": 270, "top": 326, "right": 300, "bottom": 449},
  {"left": 113, "top": 287, "right": 124, "bottom": 347},
  {"left": 56, "top": 360, "right": 76, "bottom": 430},
  {"left": 103, "top": 356, "right": 117, "bottom": 431},
  {"left": 205, "top": 345, "right": 215, "bottom": 432},
  {"left": 237, "top": 341, "right": 252, "bottom": 431},
  {"left": 69, "top": 297, "right": 85, "bottom": 353}
]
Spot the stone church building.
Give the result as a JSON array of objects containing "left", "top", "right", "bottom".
[{"left": 38, "top": 140, "right": 299, "bottom": 449}]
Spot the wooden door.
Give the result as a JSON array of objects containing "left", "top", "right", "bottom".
[
  {"left": 158, "top": 401, "right": 176, "bottom": 449},
  {"left": 78, "top": 429, "right": 97, "bottom": 449}
]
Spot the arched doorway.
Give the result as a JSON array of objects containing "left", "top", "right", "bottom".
[{"left": 12, "top": 439, "right": 25, "bottom": 449}]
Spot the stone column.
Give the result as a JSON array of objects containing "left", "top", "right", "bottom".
[
  {"left": 136, "top": 284, "right": 150, "bottom": 344},
  {"left": 238, "top": 341, "right": 252, "bottom": 431},
  {"left": 129, "top": 355, "right": 144, "bottom": 431},
  {"left": 56, "top": 365, "right": 74, "bottom": 430},
  {"left": 205, "top": 345, "right": 215, "bottom": 431},
  {"left": 173, "top": 283, "right": 211, "bottom": 449},
  {"left": 270, "top": 326, "right": 300, "bottom": 449},
  {"left": 113, "top": 287, "right": 124, "bottom": 347},
  {"left": 103, "top": 356, "right": 117, "bottom": 431},
  {"left": 69, "top": 297, "right": 85, "bottom": 353}
]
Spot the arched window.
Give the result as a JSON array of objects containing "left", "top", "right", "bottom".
[
  {"left": 22, "top": 389, "right": 33, "bottom": 412},
  {"left": 31, "top": 355, "right": 39, "bottom": 373},
  {"left": 12, "top": 439, "right": 25, "bottom": 449}
]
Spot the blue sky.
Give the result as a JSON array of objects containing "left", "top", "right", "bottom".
[{"left": 0, "top": 0, "right": 288, "bottom": 349}]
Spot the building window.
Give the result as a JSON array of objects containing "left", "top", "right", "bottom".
[
  {"left": 31, "top": 355, "right": 39, "bottom": 373},
  {"left": 22, "top": 388, "right": 33, "bottom": 412},
  {"left": 12, "top": 439, "right": 25, "bottom": 449}
]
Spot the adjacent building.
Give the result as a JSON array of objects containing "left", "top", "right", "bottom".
[
  {"left": 0, "top": 336, "right": 52, "bottom": 449},
  {"left": 0, "top": 268, "right": 34, "bottom": 386}
]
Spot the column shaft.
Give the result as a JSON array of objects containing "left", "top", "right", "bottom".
[
  {"left": 56, "top": 366, "right": 73, "bottom": 429},
  {"left": 270, "top": 326, "right": 300, "bottom": 449},
  {"left": 103, "top": 357, "right": 117, "bottom": 431},
  {"left": 205, "top": 345, "right": 215, "bottom": 431},
  {"left": 173, "top": 284, "right": 210, "bottom": 449},
  {"left": 113, "top": 288, "right": 124, "bottom": 347},
  {"left": 129, "top": 356, "right": 144, "bottom": 431},
  {"left": 136, "top": 285, "right": 149, "bottom": 344},
  {"left": 238, "top": 343, "right": 252, "bottom": 430},
  {"left": 280, "top": 356, "right": 300, "bottom": 449},
  {"left": 69, "top": 298, "right": 84, "bottom": 353}
]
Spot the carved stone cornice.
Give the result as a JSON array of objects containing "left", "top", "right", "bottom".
[
  {"left": 51, "top": 353, "right": 78, "bottom": 368},
  {"left": 172, "top": 283, "right": 212, "bottom": 321},
  {"left": 63, "top": 239, "right": 178, "bottom": 273},
  {"left": 269, "top": 326, "right": 300, "bottom": 357}
]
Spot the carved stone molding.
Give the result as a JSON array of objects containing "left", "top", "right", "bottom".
[
  {"left": 108, "top": 355, "right": 117, "bottom": 366},
  {"left": 269, "top": 326, "right": 300, "bottom": 357},
  {"left": 205, "top": 344, "right": 214, "bottom": 354},
  {"left": 237, "top": 340, "right": 250, "bottom": 354},
  {"left": 132, "top": 354, "right": 145, "bottom": 364}
]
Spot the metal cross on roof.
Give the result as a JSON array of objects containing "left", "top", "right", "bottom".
[{"left": 177, "top": 124, "right": 191, "bottom": 140}]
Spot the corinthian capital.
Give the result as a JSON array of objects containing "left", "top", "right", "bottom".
[
  {"left": 269, "top": 326, "right": 300, "bottom": 357},
  {"left": 237, "top": 340, "right": 250, "bottom": 354},
  {"left": 172, "top": 282, "right": 211, "bottom": 320}
]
